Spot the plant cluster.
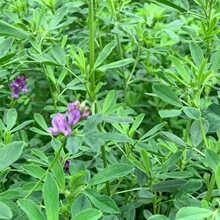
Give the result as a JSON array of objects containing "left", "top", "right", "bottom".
[{"left": 0, "top": 0, "right": 220, "bottom": 220}]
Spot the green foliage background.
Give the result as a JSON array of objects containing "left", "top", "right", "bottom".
[{"left": 0, "top": 0, "right": 220, "bottom": 219}]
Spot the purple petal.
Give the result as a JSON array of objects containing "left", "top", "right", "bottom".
[
  {"left": 48, "top": 113, "right": 72, "bottom": 136},
  {"left": 68, "top": 109, "right": 81, "bottom": 125}
]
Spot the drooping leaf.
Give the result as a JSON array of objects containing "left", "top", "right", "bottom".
[
  {"left": 43, "top": 173, "right": 59, "bottom": 220},
  {"left": 0, "top": 141, "right": 25, "bottom": 172},
  {"left": 152, "top": 84, "right": 182, "bottom": 107},
  {"left": 6, "top": 108, "right": 17, "bottom": 131},
  {"left": 84, "top": 114, "right": 103, "bottom": 133},
  {"left": 153, "top": 0, "right": 188, "bottom": 12},
  {"left": 183, "top": 107, "right": 201, "bottom": 120},
  {"left": 84, "top": 189, "right": 120, "bottom": 214},
  {"left": 189, "top": 42, "right": 204, "bottom": 67},
  {"left": 190, "top": 119, "right": 209, "bottom": 146},
  {"left": 0, "top": 201, "right": 13, "bottom": 219},
  {"left": 162, "top": 132, "right": 187, "bottom": 147},
  {"left": 204, "top": 103, "right": 220, "bottom": 132},
  {"left": 149, "top": 215, "right": 169, "bottom": 220},
  {"left": 215, "top": 164, "right": 220, "bottom": 196},
  {"left": 0, "top": 20, "right": 30, "bottom": 39},
  {"left": 98, "top": 58, "right": 135, "bottom": 72},
  {"left": 89, "top": 164, "right": 133, "bottom": 185},
  {"left": 51, "top": 44, "right": 66, "bottom": 66},
  {"left": 151, "top": 179, "right": 187, "bottom": 192},
  {"left": 140, "top": 122, "right": 167, "bottom": 142},
  {"left": 0, "top": 37, "right": 13, "bottom": 57},
  {"left": 159, "top": 109, "right": 181, "bottom": 118},
  {"left": 169, "top": 55, "right": 190, "bottom": 83},
  {"left": 205, "top": 149, "right": 220, "bottom": 171},
  {"left": 71, "top": 194, "right": 92, "bottom": 216},
  {"left": 176, "top": 207, "right": 213, "bottom": 220},
  {"left": 18, "top": 199, "right": 45, "bottom": 220},
  {"left": 71, "top": 209, "right": 102, "bottom": 220}
]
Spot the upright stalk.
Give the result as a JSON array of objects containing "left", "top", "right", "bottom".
[
  {"left": 88, "top": 0, "right": 110, "bottom": 196},
  {"left": 88, "top": 0, "right": 95, "bottom": 93}
]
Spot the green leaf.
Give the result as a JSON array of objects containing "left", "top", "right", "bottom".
[
  {"left": 102, "top": 90, "right": 117, "bottom": 114},
  {"left": 204, "top": 103, "right": 220, "bottom": 132},
  {"left": 162, "top": 132, "right": 187, "bottom": 147},
  {"left": 4, "top": 9, "right": 22, "bottom": 23},
  {"left": 169, "top": 55, "right": 190, "bottom": 83},
  {"left": 43, "top": 173, "right": 59, "bottom": 220},
  {"left": 0, "top": 201, "right": 13, "bottom": 219},
  {"left": 21, "top": 165, "right": 45, "bottom": 180},
  {"left": 160, "top": 151, "right": 182, "bottom": 172},
  {"left": 128, "top": 154, "right": 146, "bottom": 173},
  {"left": 71, "top": 209, "right": 102, "bottom": 220},
  {"left": 140, "top": 122, "right": 167, "bottom": 141},
  {"left": 10, "top": 120, "right": 34, "bottom": 133},
  {"left": 153, "top": 0, "right": 188, "bottom": 12},
  {"left": 151, "top": 179, "right": 187, "bottom": 192},
  {"left": 49, "top": 157, "right": 65, "bottom": 191},
  {"left": 0, "top": 37, "right": 13, "bottom": 57},
  {"left": 91, "top": 132, "right": 132, "bottom": 143},
  {"left": 152, "top": 84, "right": 182, "bottom": 107},
  {"left": 183, "top": 107, "right": 201, "bottom": 120},
  {"left": 94, "top": 42, "right": 117, "bottom": 68},
  {"left": 159, "top": 109, "right": 181, "bottom": 118},
  {"left": 18, "top": 199, "right": 45, "bottom": 220},
  {"left": 149, "top": 215, "right": 169, "bottom": 220},
  {"left": 89, "top": 164, "right": 133, "bottom": 185},
  {"left": 84, "top": 114, "right": 103, "bottom": 133},
  {"left": 212, "top": 48, "right": 220, "bottom": 73},
  {"left": 103, "top": 116, "right": 133, "bottom": 124},
  {"left": 84, "top": 189, "right": 120, "bottom": 214},
  {"left": 0, "top": 141, "right": 25, "bottom": 172},
  {"left": 189, "top": 42, "right": 204, "bottom": 67},
  {"left": 140, "top": 149, "right": 151, "bottom": 176},
  {"left": 129, "top": 113, "right": 145, "bottom": 137},
  {"left": 49, "top": 7, "right": 68, "bottom": 30},
  {"left": 71, "top": 195, "right": 92, "bottom": 216},
  {"left": 0, "top": 20, "right": 30, "bottom": 39},
  {"left": 190, "top": 119, "right": 209, "bottom": 146},
  {"left": 205, "top": 149, "right": 220, "bottom": 171},
  {"left": 34, "top": 113, "right": 49, "bottom": 132},
  {"left": 175, "top": 180, "right": 203, "bottom": 198},
  {"left": 176, "top": 207, "right": 213, "bottom": 220},
  {"left": 98, "top": 58, "right": 135, "bottom": 72},
  {"left": 215, "top": 164, "right": 220, "bottom": 196},
  {"left": 51, "top": 44, "right": 66, "bottom": 66},
  {"left": 157, "top": 171, "right": 193, "bottom": 180},
  {"left": 6, "top": 108, "right": 17, "bottom": 131},
  {"left": 30, "top": 127, "right": 51, "bottom": 136}
]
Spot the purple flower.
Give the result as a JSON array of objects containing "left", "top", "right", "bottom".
[
  {"left": 9, "top": 75, "right": 28, "bottom": 99},
  {"left": 82, "top": 106, "right": 90, "bottom": 119},
  {"left": 67, "top": 102, "right": 81, "bottom": 125},
  {"left": 48, "top": 101, "right": 90, "bottom": 137},
  {"left": 48, "top": 113, "right": 72, "bottom": 136}
]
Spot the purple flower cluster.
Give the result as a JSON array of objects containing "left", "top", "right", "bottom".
[
  {"left": 48, "top": 101, "right": 90, "bottom": 137},
  {"left": 9, "top": 75, "right": 28, "bottom": 99}
]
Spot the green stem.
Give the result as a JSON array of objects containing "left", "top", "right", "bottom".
[
  {"left": 25, "top": 140, "right": 65, "bottom": 199},
  {"left": 88, "top": 0, "right": 95, "bottom": 92},
  {"left": 205, "top": 172, "right": 216, "bottom": 202},
  {"left": 199, "top": 117, "right": 209, "bottom": 149},
  {"left": 43, "top": 66, "right": 57, "bottom": 112},
  {"left": 101, "top": 145, "right": 111, "bottom": 196}
]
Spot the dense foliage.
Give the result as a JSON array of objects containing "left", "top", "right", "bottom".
[{"left": 0, "top": 0, "right": 220, "bottom": 219}]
